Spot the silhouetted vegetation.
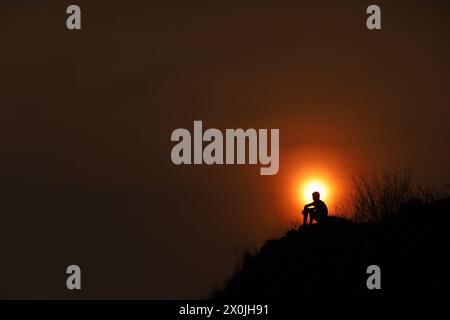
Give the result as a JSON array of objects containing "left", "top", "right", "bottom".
[{"left": 351, "top": 168, "right": 413, "bottom": 223}]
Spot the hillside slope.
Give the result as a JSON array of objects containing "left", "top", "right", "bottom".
[{"left": 214, "top": 198, "right": 450, "bottom": 299}]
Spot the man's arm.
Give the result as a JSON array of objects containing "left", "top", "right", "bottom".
[{"left": 304, "top": 202, "right": 314, "bottom": 209}]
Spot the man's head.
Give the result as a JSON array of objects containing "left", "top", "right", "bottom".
[{"left": 312, "top": 191, "right": 320, "bottom": 201}]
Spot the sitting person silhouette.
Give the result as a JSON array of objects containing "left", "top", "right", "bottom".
[{"left": 302, "top": 191, "right": 328, "bottom": 225}]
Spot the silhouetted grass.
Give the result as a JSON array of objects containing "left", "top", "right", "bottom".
[
  {"left": 351, "top": 167, "right": 449, "bottom": 223},
  {"left": 351, "top": 168, "right": 413, "bottom": 223}
]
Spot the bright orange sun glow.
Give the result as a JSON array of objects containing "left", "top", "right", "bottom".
[{"left": 301, "top": 180, "right": 329, "bottom": 203}]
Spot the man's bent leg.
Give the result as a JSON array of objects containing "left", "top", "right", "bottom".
[{"left": 302, "top": 210, "right": 309, "bottom": 225}]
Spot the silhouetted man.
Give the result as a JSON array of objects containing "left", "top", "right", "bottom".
[{"left": 302, "top": 191, "right": 328, "bottom": 225}]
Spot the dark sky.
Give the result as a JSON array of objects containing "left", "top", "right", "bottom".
[{"left": 0, "top": 0, "right": 449, "bottom": 298}]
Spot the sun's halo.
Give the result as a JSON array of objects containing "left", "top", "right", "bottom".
[{"left": 302, "top": 180, "right": 328, "bottom": 203}]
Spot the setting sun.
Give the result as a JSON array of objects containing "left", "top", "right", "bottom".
[{"left": 302, "top": 180, "right": 328, "bottom": 203}]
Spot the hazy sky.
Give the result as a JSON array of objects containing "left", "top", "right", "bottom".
[{"left": 1, "top": 0, "right": 449, "bottom": 298}]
